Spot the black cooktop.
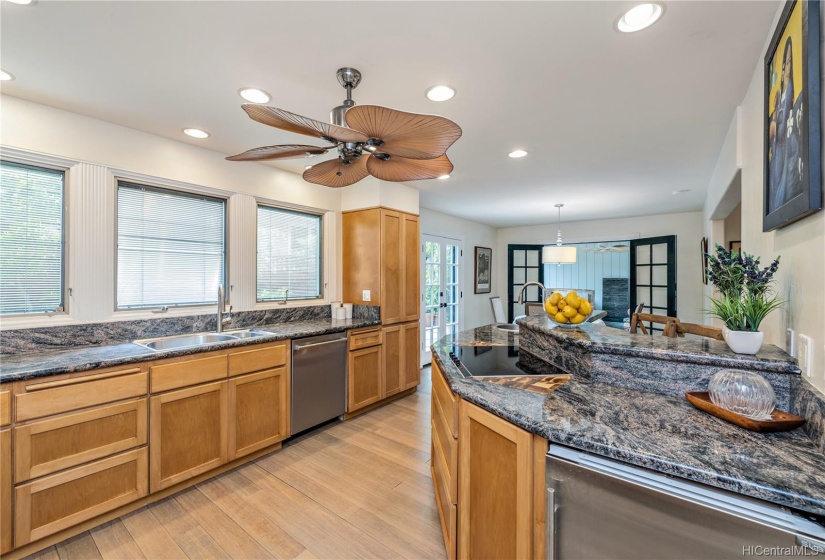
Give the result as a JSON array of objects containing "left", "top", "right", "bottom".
[{"left": 446, "top": 346, "right": 566, "bottom": 378}]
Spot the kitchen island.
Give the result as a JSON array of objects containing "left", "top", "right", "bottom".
[{"left": 430, "top": 322, "right": 825, "bottom": 559}]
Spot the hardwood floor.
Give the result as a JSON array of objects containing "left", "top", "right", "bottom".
[{"left": 26, "top": 367, "right": 443, "bottom": 560}]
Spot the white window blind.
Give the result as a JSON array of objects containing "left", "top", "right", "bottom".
[
  {"left": 117, "top": 183, "right": 226, "bottom": 309},
  {"left": 257, "top": 205, "right": 322, "bottom": 301},
  {"left": 0, "top": 161, "right": 65, "bottom": 315}
]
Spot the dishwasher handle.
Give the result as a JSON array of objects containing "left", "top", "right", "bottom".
[{"left": 293, "top": 338, "right": 347, "bottom": 352}]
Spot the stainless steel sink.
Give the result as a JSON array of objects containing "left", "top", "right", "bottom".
[
  {"left": 224, "top": 329, "right": 273, "bottom": 339},
  {"left": 495, "top": 324, "right": 519, "bottom": 332},
  {"left": 135, "top": 333, "right": 239, "bottom": 351}
]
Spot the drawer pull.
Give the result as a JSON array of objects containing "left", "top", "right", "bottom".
[{"left": 25, "top": 368, "right": 144, "bottom": 391}]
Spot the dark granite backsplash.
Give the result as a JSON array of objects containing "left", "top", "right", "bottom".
[{"left": 0, "top": 305, "right": 380, "bottom": 355}]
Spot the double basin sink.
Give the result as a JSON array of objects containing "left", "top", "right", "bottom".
[{"left": 134, "top": 329, "right": 274, "bottom": 351}]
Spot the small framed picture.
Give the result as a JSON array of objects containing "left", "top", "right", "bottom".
[
  {"left": 729, "top": 240, "right": 742, "bottom": 254},
  {"left": 474, "top": 247, "right": 492, "bottom": 294},
  {"left": 700, "top": 237, "right": 709, "bottom": 285}
]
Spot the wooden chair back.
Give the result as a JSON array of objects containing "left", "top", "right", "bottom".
[
  {"left": 524, "top": 303, "right": 545, "bottom": 316},
  {"left": 630, "top": 312, "right": 723, "bottom": 341}
]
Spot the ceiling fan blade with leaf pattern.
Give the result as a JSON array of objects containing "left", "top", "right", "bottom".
[
  {"left": 225, "top": 144, "right": 332, "bottom": 161},
  {"left": 344, "top": 105, "right": 462, "bottom": 160},
  {"left": 303, "top": 156, "right": 370, "bottom": 188},
  {"left": 366, "top": 154, "right": 453, "bottom": 182},
  {"left": 241, "top": 104, "right": 369, "bottom": 144}
]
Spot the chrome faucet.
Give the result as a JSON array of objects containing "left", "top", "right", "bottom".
[
  {"left": 278, "top": 288, "right": 290, "bottom": 305},
  {"left": 217, "top": 284, "right": 232, "bottom": 332},
  {"left": 517, "top": 281, "right": 547, "bottom": 305}
]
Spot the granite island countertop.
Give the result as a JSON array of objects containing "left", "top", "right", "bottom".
[
  {"left": 433, "top": 325, "right": 825, "bottom": 517},
  {"left": 1, "top": 317, "right": 380, "bottom": 383}
]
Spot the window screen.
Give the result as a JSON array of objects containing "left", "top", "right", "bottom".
[
  {"left": 257, "top": 205, "right": 322, "bottom": 301},
  {"left": 0, "top": 161, "right": 65, "bottom": 315},
  {"left": 117, "top": 182, "right": 226, "bottom": 309}
]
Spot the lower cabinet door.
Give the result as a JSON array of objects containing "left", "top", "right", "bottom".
[
  {"left": 149, "top": 381, "right": 228, "bottom": 492},
  {"left": 14, "top": 448, "right": 148, "bottom": 547},
  {"left": 382, "top": 325, "right": 403, "bottom": 398},
  {"left": 228, "top": 368, "right": 289, "bottom": 460},
  {"left": 1, "top": 429, "right": 11, "bottom": 554},
  {"left": 402, "top": 321, "right": 421, "bottom": 389},
  {"left": 347, "top": 346, "right": 383, "bottom": 412}
]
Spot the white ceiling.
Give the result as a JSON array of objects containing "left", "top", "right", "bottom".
[{"left": 0, "top": 1, "right": 778, "bottom": 227}]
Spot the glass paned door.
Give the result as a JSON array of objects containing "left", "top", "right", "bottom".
[
  {"left": 421, "top": 235, "right": 462, "bottom": 366},
  {"left": 630, "top": 235, "right": 676, "bottom": 334},
  {"left": 507, "top": 244, "right": 545, "bottom": 322}
]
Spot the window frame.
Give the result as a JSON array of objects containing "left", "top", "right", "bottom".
[
  {"left": 0, "top": 158, "right": 69, "bottom": 317},
  {"left": 114, "top": 180, "right": 229, "bottom": 311},
  {"left": 255, "top": 202, "right": 324, "bottom": 304}
]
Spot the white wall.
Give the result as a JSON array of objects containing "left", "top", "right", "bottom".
[
  {"left": 496, "top": 211, "right": 706, "bottom": 325},
  {"left": 419, "top": 207, "right": 498, "bottom": 330},
  {"left": 705, "top": 4, "right": 825, "bottom": 388}
]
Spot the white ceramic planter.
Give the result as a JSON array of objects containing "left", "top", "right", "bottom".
[{"left": 722, "top": 327, "right": 764, "bottom": 355}]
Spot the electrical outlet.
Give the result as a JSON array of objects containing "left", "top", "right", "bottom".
[
  {"left": 798, "top": 334, "right": 812, "bottom": 377},
  {"left": 786, "top": 329, "right": 795, "bottom": 355},
  {"left": 362, "top": 290, "right": 371, "bottom": 302}
]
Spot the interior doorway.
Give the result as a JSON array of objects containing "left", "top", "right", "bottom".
[{"left": 420, "top": 235, "right": 463, "bottom": 366}]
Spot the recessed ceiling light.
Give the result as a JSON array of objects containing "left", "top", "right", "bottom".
[
  {"left": 238, "top": 88, "right": 271, "bottom": 104},
  {"left": 508, "top": 149, "right": 528, "bottom": 158},
  {"left": 438, "top": 174, "right": 451, "bottom": 180},
  {"left": 617, "top": 3, "right": 664, "bottom": 33},
  {"left": 4, "top": 0, "right": 35, "bottom": 5},
  {"left": 426, "top": 85, "right": 456, "bottom": 102},
  {"left": 183, "top": 128, "right": 209, "bottom": 139},
  {"left": 0, "top": 69, "right": 15, "bottom": 81}
]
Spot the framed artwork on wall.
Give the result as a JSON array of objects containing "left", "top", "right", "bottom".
[
  {"left": 763, "top": 0, "right": 822, "bottom": 232},
  {"left": 701, "top": 237, "right": 709, "bottom": 285},
  {"left": 474, "top": 246, "right": 492, "bottom": 294}
]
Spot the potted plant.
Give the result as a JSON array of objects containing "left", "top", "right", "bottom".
[{"left": 705, "top": 245, "right": 782, "bottom": 354}]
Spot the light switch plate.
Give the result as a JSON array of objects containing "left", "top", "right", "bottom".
[
  {"left": 362, "top": 290, "right": 371, "bottom": 302},
  {"left": 786, "top": 329, "right": 795, "bottom": 356},
  {"left": 798, "top": 334, "right": 812, "bottom": 377}
]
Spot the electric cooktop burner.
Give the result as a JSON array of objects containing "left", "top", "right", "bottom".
[{"left": 446, "top": 346, "right": 566, "bottom": 378}]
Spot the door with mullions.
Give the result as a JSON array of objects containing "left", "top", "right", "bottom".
[
  {"left": 630, "top": 235, "right": 676, "bottom": 333},
  {"left": 421, "top": 235, "right": 462, "bottom": 366},
  {"left": 507, "top": 245, "right": 545, "bottom": 323}
]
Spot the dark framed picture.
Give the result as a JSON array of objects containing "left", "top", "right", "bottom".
[
  {"left": 763, "top": 0, "right": 822, "bottom": 231},
  {"left": 729, "top": 240, "right": 742, "bottom": 254},
  {"left": 474, "top": 246, "right": 492, "bottom": 294},
  {"left": 700, "top": 237, "right": 709, "bottom": 285}
]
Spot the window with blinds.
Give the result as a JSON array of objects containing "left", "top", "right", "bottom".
[
  {"left": 0, "top": 161, "right": 65, "bottom": 315},
  {"left": 117, "top": 182, "right": 226, "bottom": 309},
  {"left": 257, "top": 205, "right": 322, "bottom": 301}
]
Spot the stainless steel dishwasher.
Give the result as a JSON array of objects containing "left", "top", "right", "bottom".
[{"left": 291, "top": 332, "right": 347, "bottom": 435}]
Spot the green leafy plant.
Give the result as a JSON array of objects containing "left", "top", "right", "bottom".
[{"left": 705, "top": 245, "right": 782, "bottom": 332}]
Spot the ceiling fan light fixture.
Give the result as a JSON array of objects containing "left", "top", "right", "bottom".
[
  {"left": 508, "top": 149, "right": 528, "bottom": 158},
  {"left": 0, "top": 69, "right": 15, "bottom": 81},
  {"left": 426, "top": 85, "right": 456, "bottom": 102},
  {"left": 238, "top": 88, "right": 271, "bottom": 104},
  {"left": 617, "top": 3, "right": 664, "bottom": 33},
  {"left": 183, "top": 128, "right": 209, "bottom": 139}
]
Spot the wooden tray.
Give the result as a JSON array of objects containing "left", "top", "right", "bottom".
[{"left": 685, "top": 391, "right": 805, "bottom": 433}]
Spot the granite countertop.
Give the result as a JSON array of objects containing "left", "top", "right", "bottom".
[
  {"left": 516, "top": 315, "right": 799, "bottom": 374},
  {"left": 434, "top": 325, "right": 825, "bottom": 517},
  {"left": 0, "top": 317, "right": 379, "bottom": 383}
]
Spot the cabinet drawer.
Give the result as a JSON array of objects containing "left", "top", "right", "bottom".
[
  {"left": 150, "top": 355, "right": 227, "bottom": 393},
  {"left": 432, "top": 463, "right": 457, "bottom": 560},
  {"left": 348, "top": 328, "right": 382, "bottom": 351},
  {"left": 1, "top": 429, "right": 10, "bottom": 555},
  {"left": 14, "top": 447, "right": 148, "bottom": 547},
  {"left": 228, "top": 342, "right": 287, "bottom": 377},
  {"left": 432, "top": 396, "right": 457, "bottom": 487},
  {"left": 15, "top": 399, "right": 147, "bottom": 482},
  {"left": 432, "top": 419, "right": 457, "bottom": 505},
  {"left": 16, "top": 369, "right": 148, "bottom": 422},
  {"left": 432, "top": 361, "right": 458, "bottom": 438},
  {"left": 0, "top": 391, "right": 10, "bottom": 427}
]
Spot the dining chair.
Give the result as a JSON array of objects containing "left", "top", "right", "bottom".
[{"left": 489, "top": 296, "right": 507, "bottom": 324}]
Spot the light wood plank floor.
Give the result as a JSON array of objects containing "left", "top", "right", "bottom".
[{"left": 26, "top": 367, "right": 444, "bottom": 560}]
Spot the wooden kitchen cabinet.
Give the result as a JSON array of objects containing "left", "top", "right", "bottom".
[
  {"left": 458, "top": 400, "right": 534, "bottom": 560},
  {"left": 402, "top": 321, "right": 420, "bottom": 389},
  {"left": 228, "top": 368, "right": 289, "bottom": 460},
  {"left": 343, "top": 207, "right": 420, "bottom": 326},
  {"left": 347, "top": 345, "right": 383, "bottom": 412},
  {"left": 382, "top": 325, "right": 403, "bottom": 398},
  {"left": 149, "top": 381, "right": 228, "bottom": 492},
  {"left": 1, "top": 428, "right": 11, "bottom": 555}
]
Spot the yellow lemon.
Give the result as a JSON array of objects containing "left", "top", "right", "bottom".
[
  {"left": 570, "top": 313, "right": 586, "bottom": 324},
  {"left": 562, "top": 305, "right": 577, "bottom": 319},
  {"left": 549, "top": 292, "right": 562, "bottom": 306},
  {"left": 566, "top": 292, "right": 581, "bottom": 309},
  {"left": 546, "top": 304, "right": 559, "bottom": 316},
  {"left": 554, "top": 312, "right": 568, "bottom": 324},
  {"left": 557, "top": 298, "right": 567, "bottom": 309},
  {"left": 579, "top": 300, "right": 592, "bottom": 316}
]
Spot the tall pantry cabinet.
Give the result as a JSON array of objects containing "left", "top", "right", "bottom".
[{"left": 343, "top": 208, "right": 420, "bottom": 413}]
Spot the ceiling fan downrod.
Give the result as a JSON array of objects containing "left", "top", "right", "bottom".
[{"left": 330, "top": 67, "right": 361, "bottom": 127}]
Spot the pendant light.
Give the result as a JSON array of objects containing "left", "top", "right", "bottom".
[{"left": 542, "top": 204, "right": 577, "bottom": 264}]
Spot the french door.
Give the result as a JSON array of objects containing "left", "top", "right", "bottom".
[
  {"left": 421, "top": 235, "right": 463, "bottom": 366},
  {"left": 630, "top": 235, "right": 676, "bottom": 334},
  {"left": 507, "top": 245, "right": 546, "bottom": 323}
]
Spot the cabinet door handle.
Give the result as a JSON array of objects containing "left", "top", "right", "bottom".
[{"left": 546, "top": 487, "right": 555, "bottom": 560}]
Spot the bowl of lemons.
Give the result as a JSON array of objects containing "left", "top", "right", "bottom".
[{"left": 544, "top": 290, "right": 593, "bottom": 327}]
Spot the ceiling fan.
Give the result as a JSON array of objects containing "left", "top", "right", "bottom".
[
  {"left": 581, "top": 244, "right": 631, "bottom": 253},
  {"left": 226, "top": 68, "right": 462, "bottom": 188}
]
